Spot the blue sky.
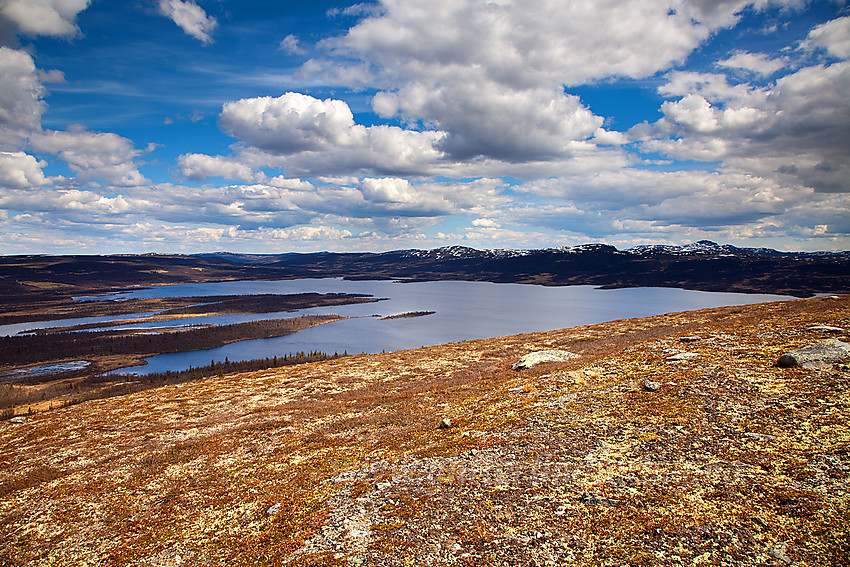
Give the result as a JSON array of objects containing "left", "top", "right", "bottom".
[{"left": 1, "top": 0, "right": 848, "bottom": 253}]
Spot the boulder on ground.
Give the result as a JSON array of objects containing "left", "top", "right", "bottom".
[
  {"left": 768, "top": 541, "right": 792, "bottom": 565},
  {"left": 777, "top": 339, "right": 850, "bottom": 368},
  {"left": 512, "top": 350, "right": 580, "bottom": 370}
]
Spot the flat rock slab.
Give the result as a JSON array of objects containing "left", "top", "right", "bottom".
[
  {"left": 777, "top": 339, "right": 850, "bottom": 368},
  {"left": 512, "top": 350, "right": 580, "bottom": 370},
  {"left": 666, "top": 352, "right": 699, "bottom": 362},
  {"left": 580, "top": 492, "right": 620, "bottom": 507},
  {"left": 807, "top": 325, "right": 845, "bottom": 333}
]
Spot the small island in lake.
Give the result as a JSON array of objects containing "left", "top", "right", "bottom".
[{"left": 379, "top": 311, "right": 436, "bottom": 320}]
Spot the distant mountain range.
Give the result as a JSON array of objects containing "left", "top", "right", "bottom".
[
  {"left": 199, "top": 240, "right": 850, "bottom": 262},
  {"left": 2, "top": 241, "right": 847, "bottom": 301},
  {"left": 195, "top": 240, "right": 848, "bottom": 297}
]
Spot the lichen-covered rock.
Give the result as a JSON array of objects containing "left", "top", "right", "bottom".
[
  {"left": 777, "top": 339, "right": 850, "bottom": 368},
  {"left": 511, "top": 350, "right": 580, "bottom": 370}
]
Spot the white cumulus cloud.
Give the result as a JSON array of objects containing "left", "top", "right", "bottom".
[
  {"left": 471, "top": 218, "right": 499, "bottom": 228},
  {"left": 655, "top": 61, "right": 850, "bottom": 193},
  {"left": 0, "top": 0, "right": 90, "bottom": 40},
  {"left": 717, "top": 51, "right": 787, "bottom": 76},
  {"left": 806, "top": 15, "right": 850, "bottom": 60},
  {"left": 0, "top": 151, "right": 47, "bottom": 188},
  {"left": 32, "top": 126, "right": 149, "bottom": 187},
  {"left": 278, "top": 34, "right": 304, "bottom": 54},
  {"left": 268, "top": 176, "right": 314, "bottom": 191},
  {"left": 212, "top": 92, "right": 447, "bottom": 178},
  {"left": 178, "top": 153, "right": 264, "bottom": 182},
  {"left": 271, "top": 225, "right": 353, "bottom": 241},
  {"left": 0, "top": 47, "right": 45, "bottom": 148},
  {"left": 303, "top": 0, "right": 806, "bottom": 162},
  {"left": 512, "top": 168, "right": 823, "bottom": 240},
  {"left": 374, "top": 82, "right": 601, "bottom": 160},
  {"left": 358, "top": 177, "right": 414, "bottom": 203},
  {"left": 157, "top": 0, "right": 216, "bottom": 44},
  {"left": 220, "top": 92, "right": 364, "bottom": 153}
]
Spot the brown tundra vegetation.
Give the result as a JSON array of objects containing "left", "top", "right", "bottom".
[{"left": 0, "top": 295, "right": 848, "bottom": 566}]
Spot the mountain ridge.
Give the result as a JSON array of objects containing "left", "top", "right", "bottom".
[
  {"left": 196, "top": 240, "right": 850, "bottom": 262},
  {"left": 1, "top": 241, "right": 848, "bottom": 302}
]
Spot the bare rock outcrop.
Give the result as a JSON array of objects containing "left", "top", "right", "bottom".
[
  {"left": 511, "top": 350, "right": 580, "bottom": 370},
  {"left": 777, "top": 338, "right": 850, "bottom": 368}
]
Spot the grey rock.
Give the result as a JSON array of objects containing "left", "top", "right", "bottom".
[
  {"left": 643, "top": 381, "right": 662, "bottom": 392},
  {"left": 679, "top": 336, "right": 701, "bottom": 343},
  {"left": 744, "top": 432, "right": 776, "bottom": 441},
  {"left": 512, "top": 350, "right": 580, "bottom": 370},
  {"left": 768, "top": 541, "right": 792, "bottom": 564},
  {"left": 267, "top": 503, "right": 281, "bottom": 515},
  {"left": 8, "top": 416, "right": 26, "bottom": 424},
  {"left": 777, "top": 339, "right": 850, "bottom": 368},
  {"left": 437, "top": 418, "right": 453, "bottom": 429},
  {"left": 580, "top": 492, "right": 620, "bottom": 507},
  {"left": 666, "top": 352, "right": 699, "bottom": 362},
  {"left": 807, "top": 325, "right": 845, "bottom": 333}
]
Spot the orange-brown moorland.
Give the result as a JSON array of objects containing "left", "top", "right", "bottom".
[{"left": 1, "top": 295, "right": 848, "bottom": 566}]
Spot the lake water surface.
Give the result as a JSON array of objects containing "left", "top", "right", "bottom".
[{"left": 94, "top": 279, "right": 789, "bottom": 375}]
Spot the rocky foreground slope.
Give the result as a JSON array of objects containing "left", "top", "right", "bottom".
[{"left": 1, "top": 296, "right": 848, "bottom": 566}]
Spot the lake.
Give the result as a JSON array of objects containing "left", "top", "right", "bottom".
[{"left": 80, "top": 278, "right": 790, "bottom": 375}]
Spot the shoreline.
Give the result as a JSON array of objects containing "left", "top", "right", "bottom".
[{"left": 1, "top": 282, "right": 801, "bottom": 416}]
